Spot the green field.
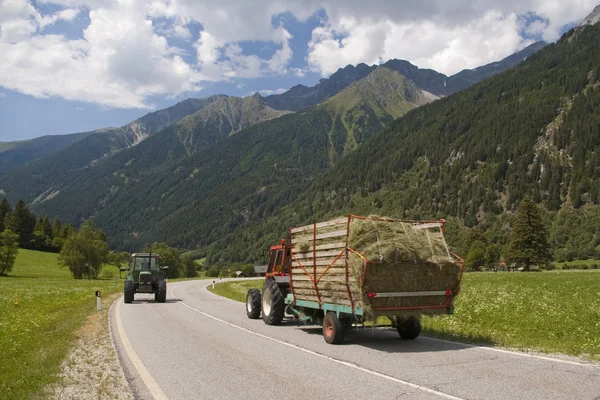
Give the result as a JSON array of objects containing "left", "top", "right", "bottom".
[
  {"left": 0, "top": 249, "right": 123, "bottom": 400},
  {"left": 211, "top": 272, "right": 600, "bottom": 359}
]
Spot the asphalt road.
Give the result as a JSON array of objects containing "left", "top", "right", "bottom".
[{"left": 110, "top": 278, "right": 600, "bottom": 400}]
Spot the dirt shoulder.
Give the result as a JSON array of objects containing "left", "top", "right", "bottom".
[{"left": 47, "top": 293, "right": 134, "bottom": 400}]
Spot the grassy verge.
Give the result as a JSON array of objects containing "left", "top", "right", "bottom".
[
  {"left": 554, "top": 259, "right": 600, "bottom": 270},
  {"left": 209, "top": 273, "right": 600, "bottom": 359},
  {"left": 207, "top": 279, "right": 263, "bottom": 302},
  {"left": 0, "top": 249, "right": 123, "bottom": 400}
]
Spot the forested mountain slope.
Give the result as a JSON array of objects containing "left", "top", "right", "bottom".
[
  {"left": 0, "top": 131, "right": 94, "bottom": 172},
  {"left": 0, "top": 95, "right": 288, "bottom": 204},
  {"left": 200, "top": 23, "right": 600, "bottom": 263},
  {"left": 24, "top": 66, "right": 442, "bottom": 251}
]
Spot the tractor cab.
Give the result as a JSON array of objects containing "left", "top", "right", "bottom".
[
  {"left": 265, "top": 239, "right": 291, "bottom": 285},
  {"left": 131, "top": 253, "right": 160, "bottom": 288}
]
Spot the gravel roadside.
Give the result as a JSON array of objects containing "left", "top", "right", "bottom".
[{"left": 46, "top": 293, "right": 134, "bottom": 400}]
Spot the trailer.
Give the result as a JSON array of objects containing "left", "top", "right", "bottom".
[{"left": 246, "top": 215, "right": 464, "bottom": 344}]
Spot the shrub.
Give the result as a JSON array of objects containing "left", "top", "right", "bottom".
[
  {"left": 101, "top": 270, "right": 114, "bottom": 279},
  {"left": 544, "top": 263, "right": 556, "bottom": 271},
  {"left": 592, "top": 263, "right": 599, "bottom": 270}
]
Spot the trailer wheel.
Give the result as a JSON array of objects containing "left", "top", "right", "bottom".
[
  {"left": 396, "top": 316, "right": 421, "bottom": 340},
  {"left": 246, "top": 288, "right": 261, "bottom": 319},
  {"left": 124, "top": 280, "right": 134, "bottom": 303},
  {"left": 262, "top": 279, "right": 285, "bottom": 325},
  {"left": 323, "top": 312, "right": 345, "bottom": 344}
]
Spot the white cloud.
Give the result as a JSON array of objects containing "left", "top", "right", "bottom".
[
  {"left": 0, "top": 0, "right": 597, "bottom": 108},
  {"left": 258, "top": 88, "right": 287, "bottom": 96},
  {"left": 306, "top": 1, "right": 599, "bottom": 76},
  {"left": 0, "top": 1, "right": 204, "bottom": 108}
]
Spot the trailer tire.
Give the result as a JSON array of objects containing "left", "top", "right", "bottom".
[
  {"left": 156, "top": 280, "right": 167, "bottom": 303},
  {"left": 124, "top": 280, "right": 134, "bottom": 304},
  {"left": 396, "top": 316, "right": 421, "bottom": 340},
  {"left": 262, "top": 279, "right": 285, "bottom": 325},
  {"left": 246, "top": 288, "right": 261, "bottom": 319},
  {"left": 323, "top": 312, "right": 345, "bottom": 344}
]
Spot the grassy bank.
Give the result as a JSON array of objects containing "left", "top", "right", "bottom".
[
  {"left": 210, "top": 272, "right": 600, "bottom": 359},
  {"left": 0, "top": 249, "right": 123, "bottom": 400},
  {"left": 208, "top": 279, "right": 263, "bottom": 302}
]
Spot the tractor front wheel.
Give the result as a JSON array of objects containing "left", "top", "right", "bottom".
[
  {"left": 156, "top": 280, "right": 167, "bottom": 303},
  {"left": 396, "top": 316, "right": 421, "bottom": 340},
  {"left": 261, "top": 279, "right": 284, "bottom": 325},
  {"left": 124, "top": 281, "right": 134, "bottom": 303},
  {"left": 246, "top": 288, "right": 261, "bottom": 319},
  {"left": 323, "top": 312, "right": 345, "bottom": 344}
]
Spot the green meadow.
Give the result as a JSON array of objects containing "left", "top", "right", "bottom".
[{"left": 0, "top": 249, "right": 123, "bottom": 400}]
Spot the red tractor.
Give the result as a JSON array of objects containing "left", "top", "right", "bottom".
[{"left": 245, "top": 239, "right": 292, "bottom": 324}]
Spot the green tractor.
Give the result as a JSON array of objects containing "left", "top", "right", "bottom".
[{"left": 122, "top": 253, "right": 169, "bottom": 303}]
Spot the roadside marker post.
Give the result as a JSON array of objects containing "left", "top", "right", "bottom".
[
  {"left": 212, "top": 280, "right": 215, "bottom": 289},
  {"left": 96, "top": 291, "right": 102, "bottom": 311},
  {"left": 15, "top": 289, "right": 19, "bottom": 305}
]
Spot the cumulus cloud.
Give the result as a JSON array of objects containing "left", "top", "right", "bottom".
[
  {"left": 306, "top": 0, "right": 599, "bottom": 76},
  {"left": 0, "top": 0, "right": 204, "bottom": 108},
  {"left": 0, "top": 0, "right": 597, "bottom": 107},
  {"left": 258, "top": 88, "right": 287, "bottom": 96}
]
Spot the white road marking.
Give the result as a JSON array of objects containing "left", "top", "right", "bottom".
[
  {"left": 205, "top": 281, "right": 600, "bottom": 369},
  {"left": 171, "top": 287, "right": 466, "bottom": 400},
  {"left": 422, "top": 337, "right": 600, "bottom": 369},
  {"left": 115, "top": 298, "right": 169, "bottom": 400}
]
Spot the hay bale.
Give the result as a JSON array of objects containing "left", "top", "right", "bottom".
[{"left": 347, "top": 217, "right": 461, "bottom": 318}]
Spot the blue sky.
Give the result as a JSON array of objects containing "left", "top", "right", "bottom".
[{"left": 0, "top": 0, "right": 596, "bottom": 142}]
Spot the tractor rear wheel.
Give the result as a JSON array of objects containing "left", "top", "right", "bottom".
[
  {"left": 124, "top": 281, "right": 134, "bottom": 303},
  {"left": 156, "top": 280, "right": 167, "bottom": 303},
  {"left": 396, "top": 316, "right": 421, "bottom": 340},
  {"left": 246, "top": 288, "right": 261, "bottom": 319},
  {"left": 261, "top": 279, "right": 284, "bottom": 325},
  {"left": 323, "top": 312, "right": 345, "bottom": 344}
]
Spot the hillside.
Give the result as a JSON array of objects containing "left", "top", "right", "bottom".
[
  {"left": 17, "top": 66, "right": 442, "bottom": 251},
  {"left": 0, "top": 38, "right": 549, "bottom": 255},
  {"left": 0, "top": 131, "right": 94, "bottom": 172},
  {"left": 0, "top": 98, "right": 210, "bottom": 174},
  {"left": 0, "top": 95, "right": 285, "bottom": 204},
  {"left": 202, "top": 22, "right": 600, "bottom": 263}
]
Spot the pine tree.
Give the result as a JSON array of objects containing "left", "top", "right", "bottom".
[
  {"left": 0, "top": 197, "right": 11, "bottom": 232},
  {"left": 507, "top": 197, "right": 552, "bottom": 271},
  {"left": 6, "top": 200, "right": 36, "bottom": 248}
]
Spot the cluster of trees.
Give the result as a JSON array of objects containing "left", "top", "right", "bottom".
[
  {"left": 0, "top": 197, "right": 74, "bottom": 253},
  {"left": 0, "top": 196, "right": 75, "bottom": 275},
  {"left": 59, "top": 220, "right": 109, "bottom": 279},
  {"left": 455, "top": 198, "right": 552, "bottom": 271}
]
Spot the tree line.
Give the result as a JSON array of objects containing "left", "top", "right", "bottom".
[{"left": 0, "top": 197, "right": 74, "bottom": 253}]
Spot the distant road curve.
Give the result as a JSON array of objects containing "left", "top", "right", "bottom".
[{"left": 110, "top": 278, "right": 600, "bottom": 400}]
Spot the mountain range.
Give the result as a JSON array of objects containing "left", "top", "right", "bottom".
[
  {"left": 0, "top": 40, "right": 545, "bottom": 173},
  {"left": 3, "top": 14, "right": 598, "bottom": 263}
]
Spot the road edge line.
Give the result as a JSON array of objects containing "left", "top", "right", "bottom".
[
  {"left": 114, "top": 297, "right": 169, "bottom": 400},
  {"left": 421, "top": 336, "right": 600, "bottom": 368},
  {"left": 108, "top": 296, "right": 135, "bottom": 396}
]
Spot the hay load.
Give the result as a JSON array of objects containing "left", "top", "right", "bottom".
[{"left": 289, "top": 215, "right": 463, "bottom": 319}]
